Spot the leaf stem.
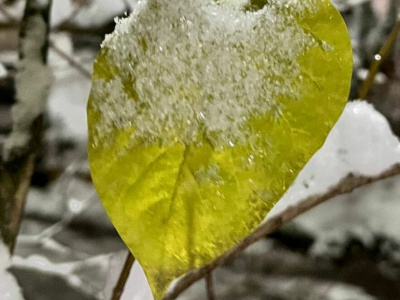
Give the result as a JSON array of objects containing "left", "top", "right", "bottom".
[
  {"left": 358, "top": 18, "right": 400, "bottom": 100},
  {"left": 49, "top": 40, "right": 92, "bottom": 78},
  {"left": 206, "top": 272, "right": 216, "bottom": 300},
  {"left": 111, "top": 252, "right": 136, "bottom": 300}
]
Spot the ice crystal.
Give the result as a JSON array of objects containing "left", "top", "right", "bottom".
[{"left": 91, "top": 0, "right": 320, "bottom": 149}]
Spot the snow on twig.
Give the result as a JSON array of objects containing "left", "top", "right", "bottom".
[
  {"left": 162, "top": 163, "right": 400, "bottom": 300},
  {"left": 3, "top": 2, "right": 53, "bottom": 161},
  {"left": 0, "top": 0, "right": 52, "bottom": 252},
  {"left": 160, "top": 101, "right": 400, "bottom": 300}
]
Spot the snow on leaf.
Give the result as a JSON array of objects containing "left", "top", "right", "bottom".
[
  {"left": 90, "top": 0, "right": 321, "bottom": 149},
  {"left": 87, "top": 0, "right": 352, "bottom": 298}
]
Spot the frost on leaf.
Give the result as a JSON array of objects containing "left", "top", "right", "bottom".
[{"left": 87, "top": 0, "right": 352, "bottom": 299}]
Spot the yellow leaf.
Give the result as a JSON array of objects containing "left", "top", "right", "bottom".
[{"left": 87, "top": 0, "right": 352, "bottom": 298}]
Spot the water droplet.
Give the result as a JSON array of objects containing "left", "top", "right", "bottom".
[
  {"left": 248, "top": 155, "right": 254, "bottom": 164},
  {"left": 30, "top": 255, "right": 50, "bottom": 269},
  {"left": 68, "top": 198, "right": 83, "bottom": 213},
  {"left": 322, "top": 41, "right": 333, "bottom": 52}
]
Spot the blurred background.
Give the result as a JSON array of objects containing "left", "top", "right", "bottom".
[{"left": 1, "top": 0, "right": 400, "bottom": 299}]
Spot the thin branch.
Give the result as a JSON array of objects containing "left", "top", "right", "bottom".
[
  {"left": 161, "top": 163, "right": 400, "bottom": 300},
  {"left": 205, "top": 272, "right": 216, "bottom": 300},
  {"left": 0, "top": 3, "right": 16, "bottom": 21},
  {"left": 37, "top": 193, "right": 96, "bottom": 240},
  {"left": 0, "top": 0, "right": 53, "bottom": 252},
  {"left": 0, "top": 4, "right": 91, "bottom": 79},
  {"left": 111, "top": 252, "right": 136, "bottom": 300},
  {"left": 53, "top": 3, "right": 82, "bottom": 30},
  {"left": 49, "top": 40, "right": 92, "bottom": 78},
  {"left": 358, "top": 18, "right": 400, "bottom": 99}
]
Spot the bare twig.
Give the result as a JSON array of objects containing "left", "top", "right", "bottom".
[
  {"left": 111, "top": 252, "right": 136, "bottom": 300},
  {"left": 359, "top": 18, "right": 400, "bottom": 99},
  {"left": 161, "top": 164, "right": 400, "bottom": 300},
  {"left": 0, "top": 0, "right": 53, "bottom": 252},
  {"left": 49, "top": 40, "right": 92, "bottom": 78},
  {"left": 53, "top": 4, "right": 82, "bottom": 29},
  {"left": 205, "top": 272, "right": 216, "bottom": 300},
  {"left": 0, "top": 4, "right": 91, "bottom": 79},
  {"left": 0, "top": 3, "right": 16, "bottom": 21},
  {"left": 37, "top": 193, "right": 97, "bottom": 240}
]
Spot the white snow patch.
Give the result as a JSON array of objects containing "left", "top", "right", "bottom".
[
  {"left": 269, "top": 100, "right": 400, "bottom": 219},
  {"left": 12, "top": 254, "right": 76, "bottom": 277},
  {"left": 12, "top": 252, "right": 113, "bottom": 298},
  {"left": 44, "top": 33, "right": 94, "bottom": 143},
  {"left": 0, "top": 0, "right": 24, "bottom": 23},
  {"left": 47, "top": 34, "right": 92, "bottom": 143},
  {"left": 301, "top": 171, "right": 400, "bottom": 257},
  {"left": 331, "top": 0, "right": 369, "bottom": 11},
  {"left": 121, "top": 261, "right": 153, "bottom": 300},
  {"left": 326, "top": 284, "right": 376, "bottom": 300},
  {"left": 0, "top": 63, "right": 8, "bottom": 79},
  {"left": 48, "top": 33, "right": 74, "bottom": 68},
  {"left": 51, "top": 0, "right": 139, "bottom": 28},
  {"left": 0, "top": 241, "right": 25, "bottom": 300},
  {"left": 3, "top": 14, "right": 53, "bottom": 160},
  {"left": 0, "top": 51, "right": 18, "bottom": 66}
]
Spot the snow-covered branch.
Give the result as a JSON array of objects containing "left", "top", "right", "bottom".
[
  {"left": 161, "top": 101, "right": 400, "bottom": 300},
  {"left": 162, "top": 165, "right": 400, "bottom": 300},
  {"left": 0, "top": 0, "right": 52, "bottom": 252}
]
